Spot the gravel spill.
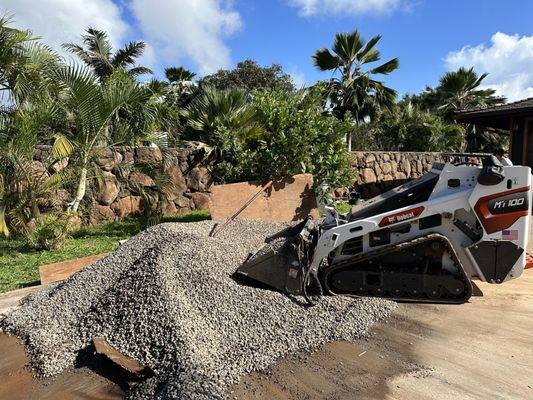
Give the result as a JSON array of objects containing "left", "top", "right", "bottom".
[{"left": 1, "top": 219, "right": 396, "bottom": 399}]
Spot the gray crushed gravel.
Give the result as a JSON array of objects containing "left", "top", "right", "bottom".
[{"left": 0, "top": 219, "right": 396, "bottom": 399}]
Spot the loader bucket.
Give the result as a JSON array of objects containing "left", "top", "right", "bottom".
[{"left": 235, "top": 218, "right": 316, "bottom": 296}]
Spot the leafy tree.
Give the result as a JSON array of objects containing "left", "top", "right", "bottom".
[
  {"left": 63, "top": 28, "right": 152, "bottom": 82},
  {"left": 198, "top": 59, "right": 295, "bottom": 93},
  {"left": 211, "top": 88, "right": 353, "bottom": 187},
  {"left": 313, "top": 29, "right": 399, "bottom": 151}
]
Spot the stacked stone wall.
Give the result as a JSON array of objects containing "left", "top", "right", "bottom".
[
  {"left": 341, "top": 151, "right": 481, "bottom": 198},
  {"left": 31, "top": 147, "right": 480, "bottom": 224},
  {"left": 33, "top": 146, "right": 212, "bottom": 225}
]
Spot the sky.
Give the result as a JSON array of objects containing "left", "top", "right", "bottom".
[{"left": 3, "top": 0, "right": 533, "bottom": 101}]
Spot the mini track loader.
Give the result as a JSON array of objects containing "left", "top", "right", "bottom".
[{"left": 236, "top": 156, "right": 532, "bottom": 304}]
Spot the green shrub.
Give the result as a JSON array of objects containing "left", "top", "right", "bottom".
[
  {"left": 211, "top": 88, "right": 354, "bottom": 187},
  {"left": 28, "top": 214, "right": 70, "bottom": 250}
]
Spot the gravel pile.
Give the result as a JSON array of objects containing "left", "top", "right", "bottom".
[{"left": 1, "top": 219, "right": 396, "bottom": 399}]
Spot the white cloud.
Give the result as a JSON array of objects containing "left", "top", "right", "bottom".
[
  {"left": 288, "top": 0, "right": 403, "bottom": 16},
  {"left": 445, "top": 32, "right": 533, "bottom": 102},
  {"left": 288, "top": 68, "right": 307, "bottom": 88},
  {"left": 1, "top": 0, "right": 129, "bottom": 60},
  {"left": 137, "top": 42, "right": 157, "bottom": 76},
  {"left": 130, "top": 0, "right": 242, "bottom": 75}
]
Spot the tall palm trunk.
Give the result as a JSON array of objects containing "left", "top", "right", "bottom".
[{"left": 71, "top": 165, "right": 87, "bottom": 213}]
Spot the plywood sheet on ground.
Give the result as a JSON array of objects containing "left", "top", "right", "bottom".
[
  {"left": 39, "top": 253, "right": 108, "bottom": 285},
  {"left": 210, "top": 174, "right": 319, "bottom": 222}
]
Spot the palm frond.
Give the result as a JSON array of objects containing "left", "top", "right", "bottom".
[
  {"left": 53, "top": 64, "right": 104, "bottom": 137},
  {"left": 357, "top": 34, "right": 381, "bottom": 62},
  {"left": 62, "top": 43, "right": 92, "bottom": 64},
  {"left": 112, "top": 41, "right": 146, "bottom": 68},
  {"left": 84, "top": 27, "right": 112, "bottom": 60},
  {"left": 368, "top": 58, "right": 399, "bottom": 75},
  {"left": 332, "top": 30, "right": 363, "bottom": 64},
  {"left": 128, "top": 66, "right": 153, "bottom": 77},
  {"left": 51, "top": 133, "right": 74, "bottom": 159},
  {"left": 312, "top": 48, "right": 340, "bottom": 71}
]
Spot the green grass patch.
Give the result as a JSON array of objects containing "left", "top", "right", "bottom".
[{"left": 0, "top": 211, "right": 211, "bottom": 294}]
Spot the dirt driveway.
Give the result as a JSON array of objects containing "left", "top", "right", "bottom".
[
  {"left": 230, "top": 270, "right": 533, "bottom": 400},
  {"left": 1, "top": 272, "right": 532, "bottom": 399}
]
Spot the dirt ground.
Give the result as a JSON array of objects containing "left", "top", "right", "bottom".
[
  {"left": 1, "top": 271, "right": 532, "bottom": 399},
  {"left": 229, "top": 271, "right": 533, "bottom": 399},
  {"left": 0, "top": 334, "right": 124, "bottom": 400}
]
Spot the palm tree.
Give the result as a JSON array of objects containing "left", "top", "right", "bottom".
[
  {"left": 0, "top": 21, "right": 72, "bottom": 237},
  {"left": 53, "top": 65, "right": 156, "bottom": 213},
  {"left": 105, "top": 71, "right": 161, "bottom": 146},
  {"left": 165, "top": 66, "right": 196, "bottom": 84},
  {"left": 182, "top": 86, "right": 262, "bottom": 147},
  {"left": 375, "top": 102, "right": 465, "bottom": 152},
  {"left": 312, "top": 30, "right": 399, "bottom": 151},
  {"left": 0, "top": 15, "right": 32, "bottom": 96},
  {"left": 436, "top": 67, "right": 505, "bottom": 151},
  {"left": 0, "top": 95, "right": 73, "bottom": 237},
  {"left": 0, "top": 15, "right": 62, "bottom": 105},
  {"left": 162, "top": 66, "right": 198, "bottom": 108},
  {"left": 437, "top": 67, "right": 505, "bottom": 117},
  {"left": 63, "top": 28, "right": 152, "bottom": 82}
]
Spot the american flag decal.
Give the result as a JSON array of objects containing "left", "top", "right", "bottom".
[{"left": 502, "top": 229, "right": 518, "bottom": 240}]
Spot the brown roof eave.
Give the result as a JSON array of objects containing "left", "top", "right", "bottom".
[
  {"left": 456, "top": 107, "right": 533, "bottom": 121},
  {"left": 454, "top": 114, "right": 511, "bottom": 129}
]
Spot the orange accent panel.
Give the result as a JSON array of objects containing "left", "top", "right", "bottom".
[
  {"left": 473, "top": 187, "right": 530, "bottom": 234},
  {"left": 525, "top": 253, "right": 533, "bottom": 270}
]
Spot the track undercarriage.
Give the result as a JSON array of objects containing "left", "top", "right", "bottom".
[{"left": 323, "top": 234, "right": 472, "bottom": 303}]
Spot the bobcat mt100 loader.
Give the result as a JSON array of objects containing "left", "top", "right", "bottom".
[{"left": 236, "top": 156, "right": 532, "bottom": 304}]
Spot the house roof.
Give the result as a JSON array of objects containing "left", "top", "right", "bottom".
[{"left": 455, "top": 97, "right": 533, "bottom": 129}]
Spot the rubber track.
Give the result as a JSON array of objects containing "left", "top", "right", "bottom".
[{"left": 322, "top": 233, "right": 473, "bottom": 304}]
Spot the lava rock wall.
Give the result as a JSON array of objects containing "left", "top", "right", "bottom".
[
  {"left": 33, "top": 145, "right": 212, "bottom": 225},
  {"left": 31, "top": 147, "right": 477, "bottom": 224}
]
